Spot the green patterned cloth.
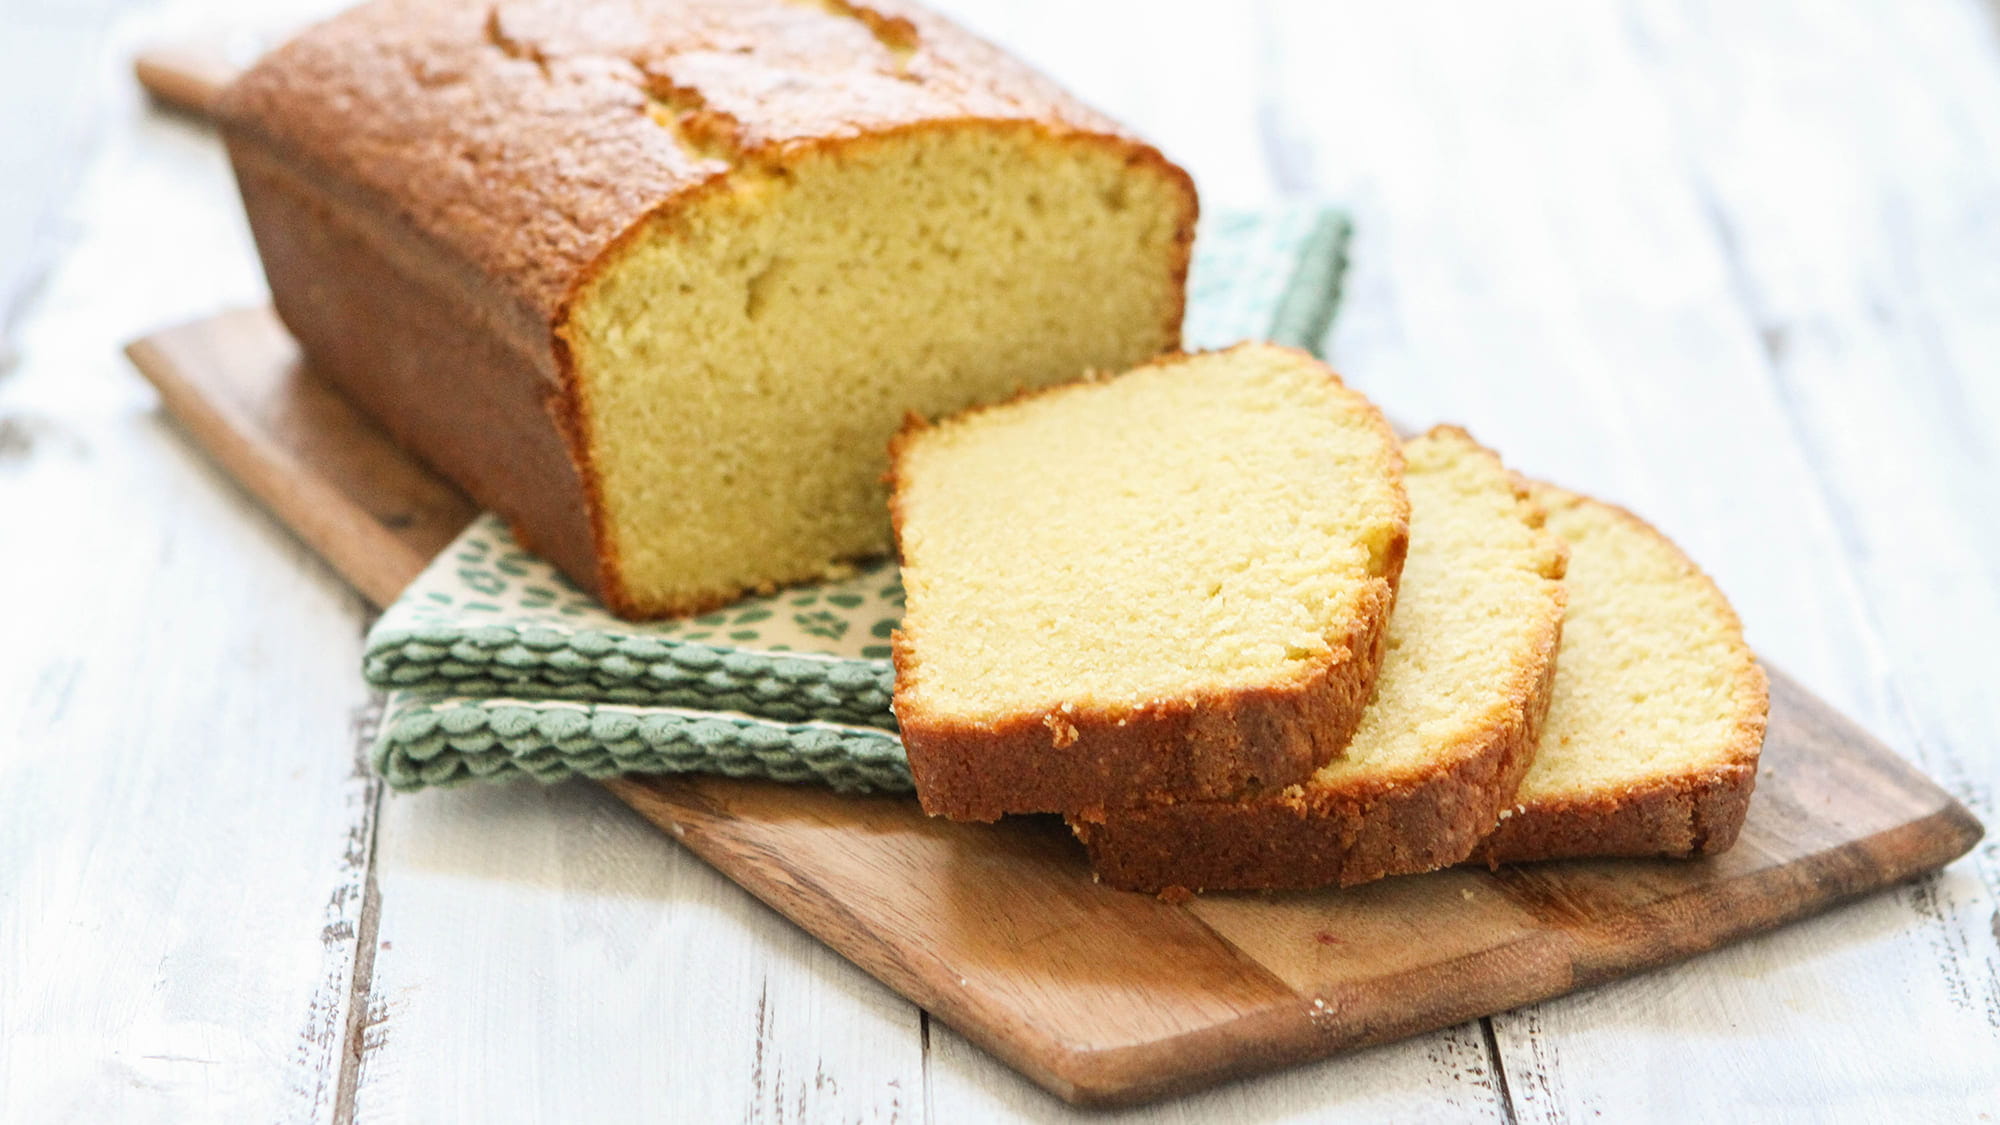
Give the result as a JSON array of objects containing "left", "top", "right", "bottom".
[{"left": 370, "top": 204, "right": 1351, "bottom": 791}]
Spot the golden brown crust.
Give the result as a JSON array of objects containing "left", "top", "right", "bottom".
[
  {"left": 1071, "top": 632, "right": 1559, "bottom": 893},
  {"left": 887, "top": 346, "right": 1410, "bottom": 822},
  {"left": 1470, "top": 760, "right": 1759, "bottom": 863},
  {"left": 1470, "top": 488, "right": 1770, "bottom": 865},
  {"left": 223, "top": 138, "right": 608, "bottom": 591},
  {"left": 216, "top": 0, "right": 1167, "bottom": 325},
  {"left": 217, "top": 0, "right": 1198, "bottom": 619},
  {"left": 896, "top": 579, "right": 1399, "bottom": 822},
  {"left": 1065, "top": 427, "right": 1566, "bottom": 892}
]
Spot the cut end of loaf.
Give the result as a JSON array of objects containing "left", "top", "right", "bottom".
[{"left": 562, "top": 123, "right": 1196, "bottom": 618}]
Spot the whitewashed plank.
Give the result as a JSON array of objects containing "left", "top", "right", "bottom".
[
  {"left": 0, "top": 0, "right": 132, "bottom": 358},
  {"left": 0, "top": 420, "right": 374, "bottom": 1125},
  {"left": 0, "top": 3, "right": 373, "bottom": 1119},
  {"left": 349, "top": 782, "right": 926, "bottom": 1123},
  {"left": 1267, "top": 0, "right": 1999, "bottom": 1118},
  {"left": 932, "top": 0, "right": 1278, "bottom": 208}
]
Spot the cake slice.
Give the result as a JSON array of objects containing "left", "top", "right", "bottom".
[
  {"left": 889, "top": 344, "right": 1410, "bottom": 821},
  {"left": 1070, "top": 427, "right": 1568, "bottom": 892},
  {"left": 1472, "top": 486, "right": 1768, "bottom": 864}
]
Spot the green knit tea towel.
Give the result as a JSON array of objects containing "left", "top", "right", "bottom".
[{"left": 371, "top": 203, "right": 1351, "bottom": 791}]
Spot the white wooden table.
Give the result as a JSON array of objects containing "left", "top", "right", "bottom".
[{"left": 3, "top": 0, "right": 1996, "bottom": 1119}]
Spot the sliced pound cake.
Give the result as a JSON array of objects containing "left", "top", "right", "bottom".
[
  {"left": 890, "top": 344, "right": 1410, "bottom": 821},
  {"left": 1070, "top": 427, "right": 1567, "bottom": 892},
  {"left": 1472, "top": 486, "right": 1768, "bottom": 864}
]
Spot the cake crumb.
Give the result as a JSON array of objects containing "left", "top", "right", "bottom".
[{"left": 1043, "top": 710, "right": 1080, "bottom": 749}]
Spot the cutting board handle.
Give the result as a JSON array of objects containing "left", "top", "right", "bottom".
[{"left": 134, "top": 42, "right": 243, "bottom": 120}]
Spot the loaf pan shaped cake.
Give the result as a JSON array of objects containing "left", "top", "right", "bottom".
[
  {"left": 1470, "top": 484, "right": 1768, "bottom": 864},
  {"left": 217, "top": 0, "right": 1197, "bottom": 618},
  {"left": 1070, "top": 428, "right": 1568, "bottom": 892},
  {"left": 889, "top": 344, "right": 1410, "bottom": 822}
]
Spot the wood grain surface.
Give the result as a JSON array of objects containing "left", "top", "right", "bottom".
[{"left": 123, "top": 303, "right": 1982, "bottom": 1105}]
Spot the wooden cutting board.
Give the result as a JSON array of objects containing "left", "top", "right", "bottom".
[{"left": 125, "top": 305, "right": 1984, "bottom": 1106}]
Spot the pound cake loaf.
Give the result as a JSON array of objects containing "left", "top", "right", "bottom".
[
  {"left": 890, "top": 344, "right": 1410, "bottom": 822},
  {"left": 217, "top": 0, "right": 1198, "bottom": 618},
  {"left": 1071, "top": 427, "right": 1568, "bottom": 892},
  {"left": 1472, "top": 485, "right": 1768, "bottom": 864}
]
